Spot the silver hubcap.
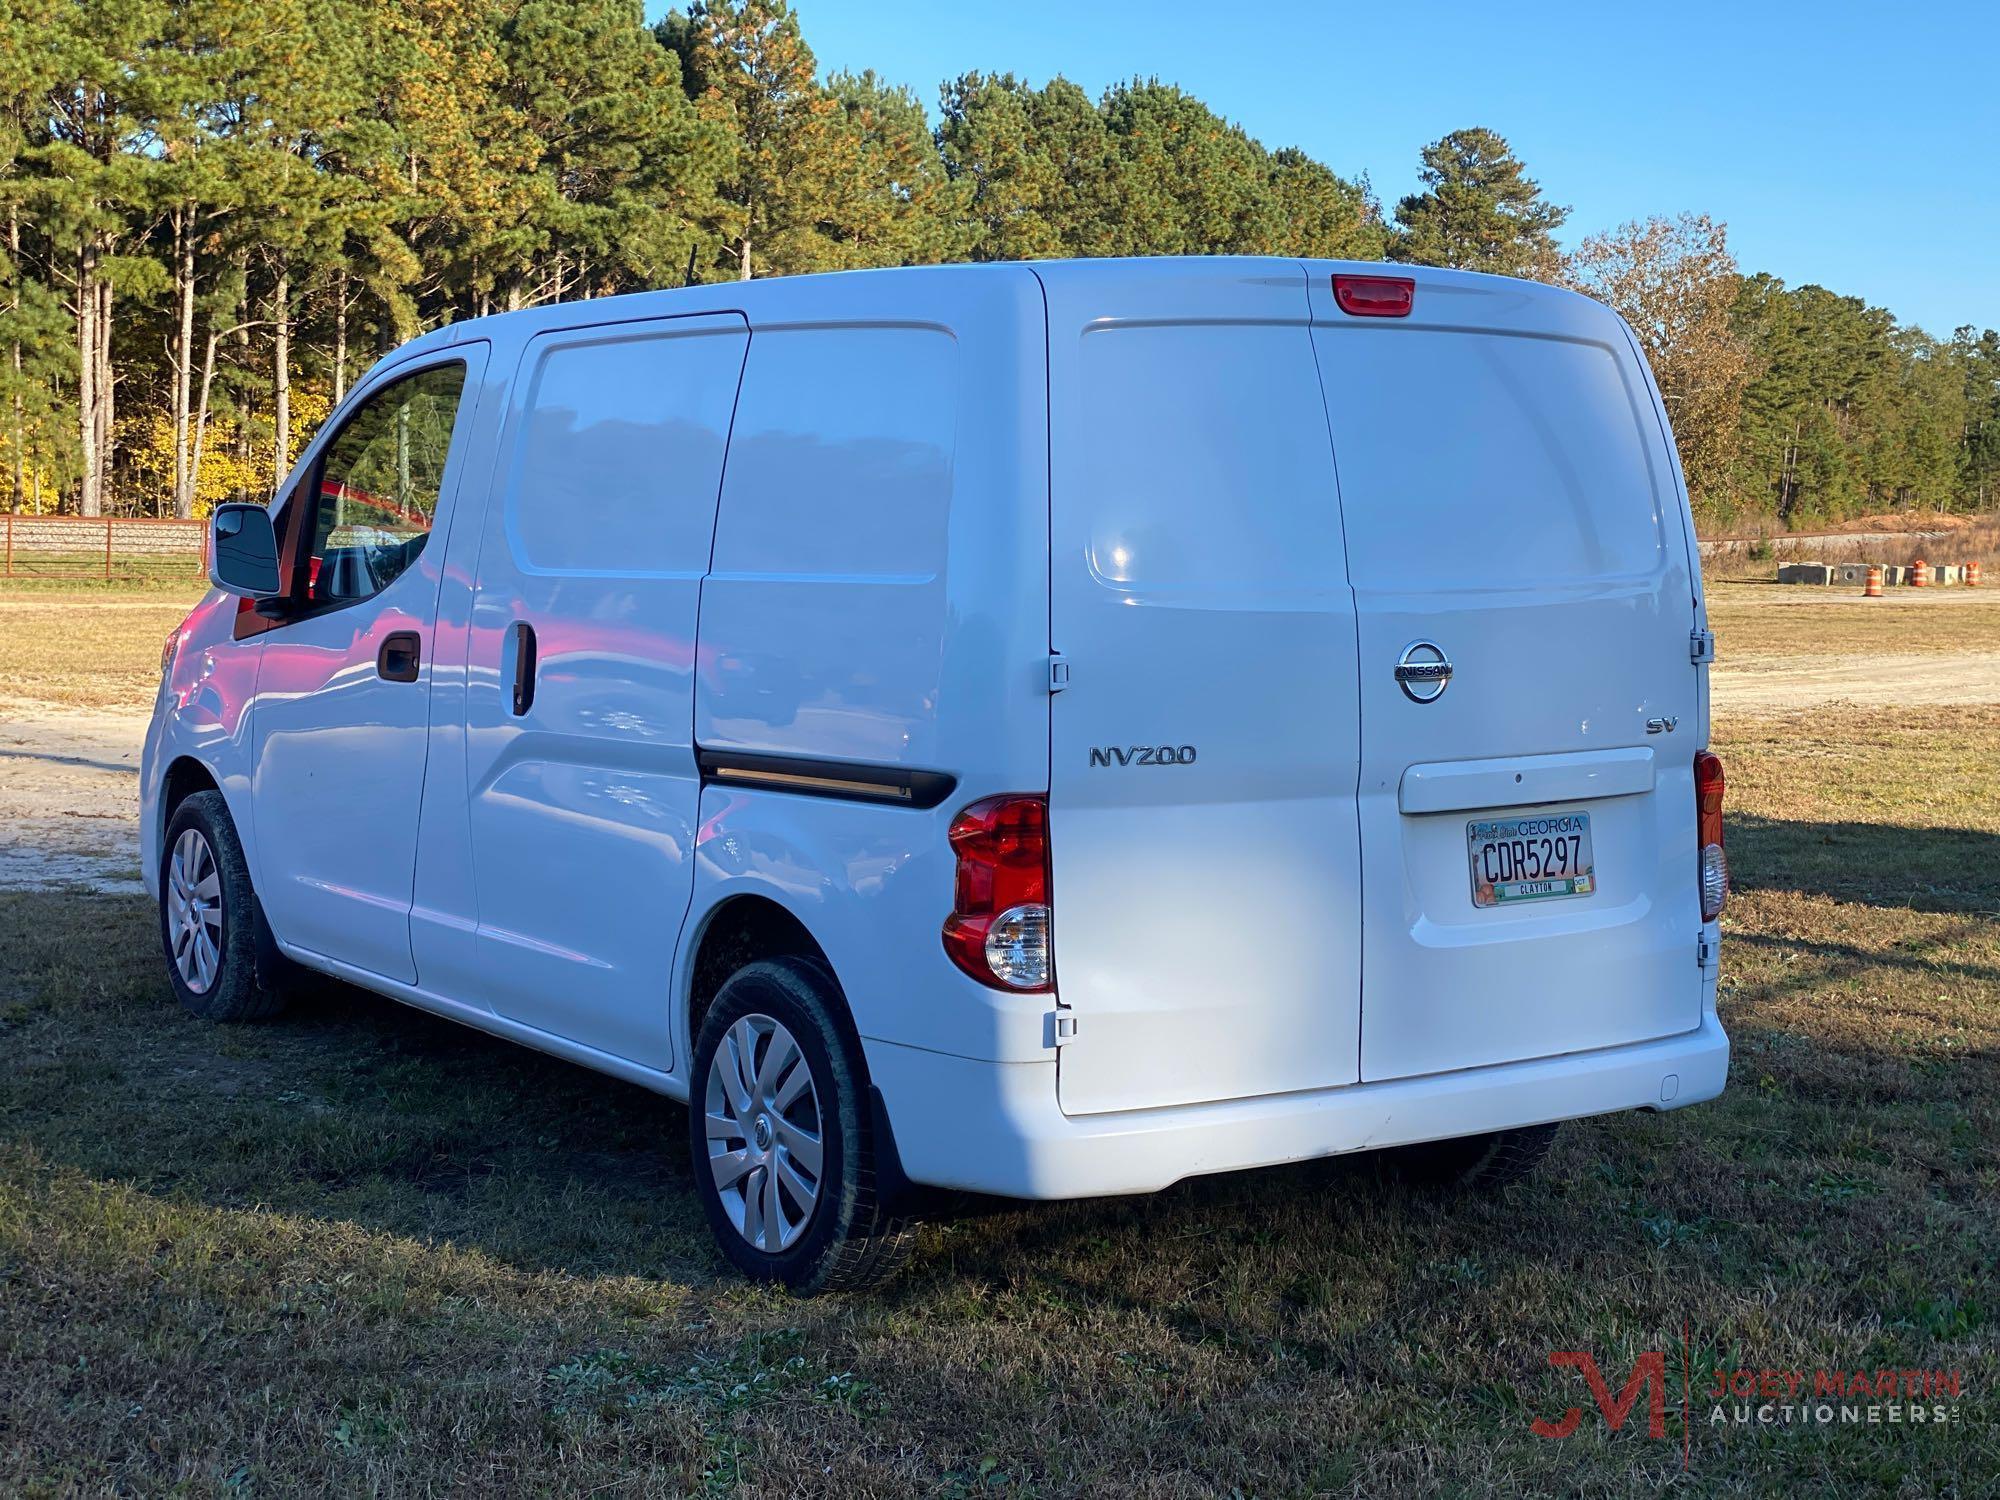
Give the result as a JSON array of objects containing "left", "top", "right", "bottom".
[
  {"left": 703, "top": 1013, "right": 823, "bottom": 1253},
  {"left": 167, "top": 828, "right": 223, "bottom": 994}
]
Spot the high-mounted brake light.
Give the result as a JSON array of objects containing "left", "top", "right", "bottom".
[
  {"left": 1332, "top": 274, "right": 1414, "bottom": 318},
  {"left": 942, "top": 794, "right": 1052, "bottom": 991},
  {"left": 1695, "top": 751, "right": 1727, "bottom": 922}
]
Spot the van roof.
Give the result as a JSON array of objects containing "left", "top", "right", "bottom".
[{"left": 395, "top": 256, "right": 1621, "bottom": 361}]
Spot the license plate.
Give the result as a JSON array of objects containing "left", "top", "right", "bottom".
[{"left": 1468, "top": 812, "right": 1595, "bottom": 907}]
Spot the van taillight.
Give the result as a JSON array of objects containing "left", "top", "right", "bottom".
[
  {"left": 1695, "top": 751, "right": 1727, "bottom": 922},
  {"left": 943, "top": 794, "right": 1052, "bottom": 991},
  {"left": 1332, "top": 274, "right": 1414, "bottom": 317}
]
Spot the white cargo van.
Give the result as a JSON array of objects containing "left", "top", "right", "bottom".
[{"left": 144, "top": 258, "right": 1729, "bottom": 1291}]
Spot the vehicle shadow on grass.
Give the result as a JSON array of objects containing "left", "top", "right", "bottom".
[
  {"left": 0, "top": 889, "right": 1452, "bottom": 1294},
  {"left": 3, "top": 846, "right": 1992, "bottom": 1298},
  {"left": 1725, "top": 811, "right": 2000, "bottom": 1007},
  {"left": 1728, "top": 812, "right": 2000, "bottom": 917}
]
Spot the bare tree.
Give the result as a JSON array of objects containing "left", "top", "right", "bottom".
[{"left": 1565, "top": 214, "right": 1751, "bottom": 517}]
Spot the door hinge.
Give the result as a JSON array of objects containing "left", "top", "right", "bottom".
[
  {"left": 1697, "top": 934, "right": 1718, "bottom": 969},
  {"left": 1049, "top": 1009, "right": 1077, "bottom": 1047},
  {"left": 1047, "top": 653, "right": 1070, "bottom": 693},
  {"left": 1690, "top": 628, "right": 1716, "bottom": 665}
]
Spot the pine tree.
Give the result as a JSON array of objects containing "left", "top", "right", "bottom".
[
  {"left": 0, "top": 0, "right": 76, "bottom": 509},
  {"left": 351, "top": 0, "right": 511, "bottom": 328},
  {"left": 1956, "top": 327, "right": 2000, "bottom": 510},
  {"left": 29, "top": 0, "right": 177, "bottom": 514},
  {"left": 936, "top": 72, "right": 1064, "bottom": 261},
  {"left": 1894, "top": 332, "right": 1963, "bottom": 511},
  {"left": 1267, "top": 148, "right": 1387, "bottom": 260},
  {"left": 1393, "top": 127, "right": 1568, "bottom": 280},
  {"left": 1728, "top": 275, "right": 1959, "bottom": 524},
  {"left": 151, "top": 0, "right": 301, "bottom": 514},
  {"left": 658, "top": 0, "right": 848, "bottom": 279},
  {"left": 826, "top": 70, "right": 964, "bottom": 268},
  {"left": 1099, "top": 80, "right": 1276, "bottom": 256},
  {"left": 488, "top": 0, "right": 725, "bottom": 305},
  {"left": 936, "top": 73, "right": 1126, "bottom": 262},
  {"left": 1024, "top": 77, "right": 1123, "bottom": 258}
]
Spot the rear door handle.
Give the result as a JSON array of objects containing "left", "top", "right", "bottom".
[
  {"left": 377, "top": 631, "right": 422, "bottom": 683},
  {"left": 508, "top": 621, "right": 538, "bottom": 715}
]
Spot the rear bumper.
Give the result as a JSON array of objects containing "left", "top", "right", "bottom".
[{"left": 866, "top": 1013, "right": 1728, "bottom": 1201}]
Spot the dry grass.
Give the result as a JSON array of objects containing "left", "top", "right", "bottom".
[
  {"left": 1708, "top": 578, "right": 2000, "bottom": 661},
  {"left": 2, "top": 598, "right": 1998, "bottom": 1494},
  {"left": 0, "top": 594, "right": 201, "bottom": 711},
  {"left": 0, "top": 554, "right": 209, "bottom": 593}
]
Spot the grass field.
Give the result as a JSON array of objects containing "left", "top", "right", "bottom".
[
  {"left": 0, "top": 553, "right": 209, "bottom": 594},
  {"left": 1705, "top": 580, "right": 2000, "bottom": 659},
  {"left": 0, "top": 595, "right": 199, "bottom": 709},
  {"left": 2, "top": 586, "right": 1996, "bottom": 1494}
]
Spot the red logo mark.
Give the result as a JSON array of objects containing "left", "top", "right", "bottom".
[{"left": 1531, "top": 1350, "right": 1669, "bottom": 1440}]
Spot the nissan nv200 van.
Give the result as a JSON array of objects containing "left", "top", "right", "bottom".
[{"left": 146, "top": 258, "right": 1729, "bottom": 1291}]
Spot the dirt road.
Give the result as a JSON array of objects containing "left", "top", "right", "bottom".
[
  {"left": 0, "top": 699, "right": 147, "bottom": 893},
  {"left": 1710, "top": 651, "right": 2000, "bottom": 710}
]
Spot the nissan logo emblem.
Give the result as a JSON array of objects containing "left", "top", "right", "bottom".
[{"left": 1395, "top": 641, "right": 1453, "bottom": 703}]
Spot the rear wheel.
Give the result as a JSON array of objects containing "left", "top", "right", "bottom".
[
  {"left": 689, "top": 958, "right": 914, "bottom": 1292},
  {"left": 1383, "top": 1122, "right": 1560, "bottom": 1191},
  {"left": 159, "top": 791, "right": 288, "bottom": 1022}
]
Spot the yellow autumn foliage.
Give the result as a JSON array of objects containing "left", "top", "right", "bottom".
[{"left": 115, "top": 384, "right": 335, "bottom": 517}]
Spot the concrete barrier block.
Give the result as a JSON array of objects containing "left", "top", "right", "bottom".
[
  {"left": 1882, "top": 565, "right": 1906, "bottom": 586},
  {"left": 1935, "top": 564, "right": 1960, "bottom": 586},
  {"left": 1833, "top": 564, "right": 1870, "bottom": 585},
  {"left": 1778, "top": 563, "right": 1834, "bottom": 585}
]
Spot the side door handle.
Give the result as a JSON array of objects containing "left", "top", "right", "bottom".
[
  {"left": 377, "top": 630, "right": 422, "bottom": 683},
  {"left": 508, "top": 621, "right": 538, "bottom": 715}
]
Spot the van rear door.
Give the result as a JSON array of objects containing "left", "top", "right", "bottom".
[
  {"left": 1040, "top": 262, "right": 1363, "bottom": 1117},
  {"left": 1305, "top": 269, "right": 1703, "bottom": 1083}
]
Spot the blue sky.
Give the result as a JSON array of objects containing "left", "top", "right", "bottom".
[{"left": 650, "top": 0, "right": 1998, "bottom": 339}]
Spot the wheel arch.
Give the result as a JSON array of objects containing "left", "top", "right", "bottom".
[
  {"left": 159, "top": 756, "right": 222, "bottom": 855},
  {"left": 682, "top": 893, "right": 841, "bottom": 1060}
]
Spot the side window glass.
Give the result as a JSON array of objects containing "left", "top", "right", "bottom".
[
  {"left": 304, "top": 363, "right": 466, "bottom": 606},
  {"left": 507, "top": 327, "right": 745, "bottom": 576}
]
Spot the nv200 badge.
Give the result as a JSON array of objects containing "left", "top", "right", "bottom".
[{"left": 1088, "top": 745, "right": 1197, "bottom": 768}]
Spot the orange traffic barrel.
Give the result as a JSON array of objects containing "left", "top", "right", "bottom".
[
  {"left": 1864, "top": 564, "right": 1883, "bottom": 597},
  {"left": 1912, "top": 557, "right": 1930, "bottom": 587},
  {"left": 1969, "top": 561, "right": 1983, "bottom": 588}
]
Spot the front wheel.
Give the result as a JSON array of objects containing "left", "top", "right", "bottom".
[
  {"left": 159, "top": 791, "right": 288, "bottom": 1022},
  {"left": 689, "top": 958, "right": 914, "bottom": 1293}
]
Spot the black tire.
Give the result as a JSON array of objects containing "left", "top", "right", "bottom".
[
  {"left": 689, "top": 958, "right": 914, "bottom": 1293},
  {"left": 1383, "top": 1122, "right": 1560, "bottom": 1191},
  {"left": 159, "top": 791, "right": 288, "bottom": 1022}
]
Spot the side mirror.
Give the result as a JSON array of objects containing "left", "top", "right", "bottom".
[{"left": 209, "top": 502, "right": 282, "bottom": 598}]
